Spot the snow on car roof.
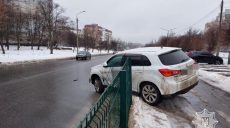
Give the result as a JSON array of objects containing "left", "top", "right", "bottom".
[{"left": 120, "top": 47, "right": 181, "bottom": 55}]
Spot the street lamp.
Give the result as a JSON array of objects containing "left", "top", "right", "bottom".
[
  {"left": 76, "top": 11, "right": 86, "bottom": 53},
  {"left": 160, "top": 27, "right": 176, "bottom": 46}
]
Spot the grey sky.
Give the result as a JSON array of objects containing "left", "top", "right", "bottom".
[{"left": 54, "top": 0, "right": 224, "bottom": 44}]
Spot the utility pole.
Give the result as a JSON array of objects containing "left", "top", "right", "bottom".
[
  {"left": 75, "top": 11, "right": 85, "bottom": 54},
  {"left": 160, "top": 27, "right": 176, "bottom": 46},
  {"left": 216, "top": 0, "right": 224, "bottom": 56},
  {"left": 76, "top": 17, "right": 79, "bottom": 53}
]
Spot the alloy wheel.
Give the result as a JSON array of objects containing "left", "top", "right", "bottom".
[{"left": 142, "top": 85, "right": 157, "bottom": 104}]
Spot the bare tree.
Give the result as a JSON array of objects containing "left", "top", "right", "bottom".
[
  {"left": 83, "top": 31, "right": 93, "bottom": 51},
  {"left": 39, "top": 0, "right": 53, "bottom": 54},
  {"left": 33, "top": 6, "right": 47, "bottom": 50},
  {"left": 39, "top": 1, "right": 65, "bottom": 54},
  {"left": 0, "top": 0, "right": 6, "bottom": 54},
  {"left": 14, "top": 7, "right": 26, "bottom": 50},
  {"left": 4, "top": 0, "right": 14, "bottom": 50},
  {"left": 204, "top": 22, "right": 218, "bottom": 52}
]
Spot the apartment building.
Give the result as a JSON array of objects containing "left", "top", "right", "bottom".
[{"left": 83, "top": 24, "right": 112, "bottom": 47}]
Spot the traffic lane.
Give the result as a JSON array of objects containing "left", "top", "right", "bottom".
[
  {"left": 158, "top": 80, "right": 230, "bottom": 128},
  {"left": 0, "top": 56, "right": 107, "bottom": 84},
  {"left": 0, "top": 55, "right": 111, "bottom": 128}
]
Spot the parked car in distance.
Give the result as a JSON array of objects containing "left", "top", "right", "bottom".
[
  {"left": 90, "top": 47, "right": 199, "bottom": 106},
  {"left": 187, "top": 51, "right": 223, "bottom": 65},
  {"left": 76, "top": 51, "right": 91, "bottom": 60}
]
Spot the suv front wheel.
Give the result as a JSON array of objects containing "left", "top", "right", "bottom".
[
  {"left": 93, "top": 77, "right": 104, "bottom": 93},
  {"left": 140, "top": 83, "right": 161, "bottom": 106}
]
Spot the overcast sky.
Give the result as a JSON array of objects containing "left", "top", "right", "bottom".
[{"left": 54, "top": 0, "right": 226, "bottom": 44}]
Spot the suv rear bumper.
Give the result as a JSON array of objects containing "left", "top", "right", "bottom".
[{"left": 163, "top": 81, "right": 199, "bottom": 97}]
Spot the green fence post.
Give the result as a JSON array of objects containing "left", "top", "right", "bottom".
[
  {"left": 120, "top": 70, "right": 128, "bottom": 128},
  {"left": 128, "top": 59, "right": 132, "bottom": 106}
]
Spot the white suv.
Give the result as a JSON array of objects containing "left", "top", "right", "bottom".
[{"left": 90, "top": 47, "right": 199, "bottom": 105}]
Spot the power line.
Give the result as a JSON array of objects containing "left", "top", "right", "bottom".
[{"left": 177, "top": 5, "right": 220, "bottom": 33}]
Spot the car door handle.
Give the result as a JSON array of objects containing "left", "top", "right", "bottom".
[{"left": 135, "top": 71, "right": 143, "bottom": 73}]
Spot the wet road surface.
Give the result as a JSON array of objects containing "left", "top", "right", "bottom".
[
  {"left": 0, "top": 55, "right": 111, "bottom": 128},
  {"left": 184, "top": 80, "right": 230, "bottom": 128}
]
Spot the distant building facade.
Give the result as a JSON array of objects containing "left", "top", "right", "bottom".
[
  {"left": 9, "top": 0, "right": 48, "bottom": 13},
  {"left": 83, "top": 24, "right": 112, "bottom": 47}
]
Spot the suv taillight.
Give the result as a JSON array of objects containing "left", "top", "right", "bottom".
[
  {"left": 188, "top": 51, "right": 192, "bottom": 57},
  {"left": 193, "top": 59, "right": 198, "bottom": 64},
  {"left": 159, "top": 69, "right": 181, "bottom": 77}
]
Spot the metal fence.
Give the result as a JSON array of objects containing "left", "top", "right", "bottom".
[{"left": 77, "top": 59, "right": 132, "bottom": 128}]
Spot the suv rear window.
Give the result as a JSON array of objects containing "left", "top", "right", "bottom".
[{"left": 159, "top": 50, "right": 190, "bottom": 65}]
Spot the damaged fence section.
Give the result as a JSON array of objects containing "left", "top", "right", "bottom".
[{"left": 77, "top": 59, "right": 132, "bottom": 128}]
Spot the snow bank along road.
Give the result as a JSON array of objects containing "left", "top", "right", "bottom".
[{"left": 0, "top": 46, "right": 112, "bottom": 64}]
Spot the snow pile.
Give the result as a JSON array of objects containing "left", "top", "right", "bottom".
[
  {"left": 0, "top": 46, "right": 112, "bottom": 64},
  {"left": 219, "top": 52, "right": 229, "bottom": 65},
  {"left": 129, "top": 96, "right": 195, "bottom": 128},
  {"left": 199, "top": 70, "right": 230, "bottom": 93},
  {"left": 129, "top": 97, "right": 171, "bottom": 128}
]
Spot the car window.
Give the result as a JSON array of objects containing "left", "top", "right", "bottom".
[
  {"left": 159, "top": 50, "right": 190, "bottom": 65},
  {"left": 126, "top": 54, "right": 151, "bottom": 66},
  {"left": 129, "top": 55, "right": 142, "bottom": 66},
  {"left": 202, "top": 52, "right": 213, "bottom": 56},
  {"left": 142, "top": 55, "right": 151, "bottom": 66},
  {"left": 79, "top": 51, "right": 85, "bottom": 54},
  {"left": 107, "top": 55, "right": 124, "bottom": 67}
]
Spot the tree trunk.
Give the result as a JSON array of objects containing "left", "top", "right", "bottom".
[
  {"left": 17, "top": 35, "right": 20, "bottom": 50},
  {"left": 228, "top": 51, "right": 230, "bottom": 65},
  {"left": 5, "top": 36, "right": 9, "bottom": 50},
  {"left": 50, "top": 43, "right": 53, "bottom": 54},
  {"left": 31, "top": 39, "right": 34, "bottom": 50},
  {"left": 0, "top": 40, "right": 5, "bottom": 54},
  {"left": 37, "top": 39, "right": 41, "bottom": 50}
]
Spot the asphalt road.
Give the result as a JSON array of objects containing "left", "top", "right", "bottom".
[
  {"left": 184, "top": 80, "right": 230, "bottom": 128},
  {"left": 0, "top": 56, "right": 229, "bottom": 128},
  {"left": 0, "top": 55, "right": 111, "bottom": 128}
]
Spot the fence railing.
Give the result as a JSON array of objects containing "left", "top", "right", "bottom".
[{"left": 77, "top": 59, "right": 132, "bottom": 128}]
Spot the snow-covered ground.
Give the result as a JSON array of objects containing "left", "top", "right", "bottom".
[
  {"left": 129, "top": 97, "right": 171, "bottom": 128},
  {"left": 0, "top": 46, "right": 112, "bottom": 64},
  {"left": 197, "top": 52, "right": 230, "bottom": 93},
  {"left": 129, "top": 96, "right": 196, "bottom": 128},
  {"left": 199, "top": 69, "right": 230, "bottom": 93},
  {"left": 219, "top": 52, "right": 229, "bottom": 65}
]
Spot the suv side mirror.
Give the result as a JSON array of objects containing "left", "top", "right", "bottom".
[{"left": 103, "top": 62, "right": 108, "bottom": 67}]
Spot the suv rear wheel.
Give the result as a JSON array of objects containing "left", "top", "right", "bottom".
[{"left": 140, "top": 83, "right": 161, "bottom": 106}]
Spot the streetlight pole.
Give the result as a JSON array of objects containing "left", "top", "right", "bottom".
[
  {"left": 76, "top": 17, "right": 79, "bottom": 53},
  {"left": 76, "top": 11, "right": 86, "bottom": 54}
]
